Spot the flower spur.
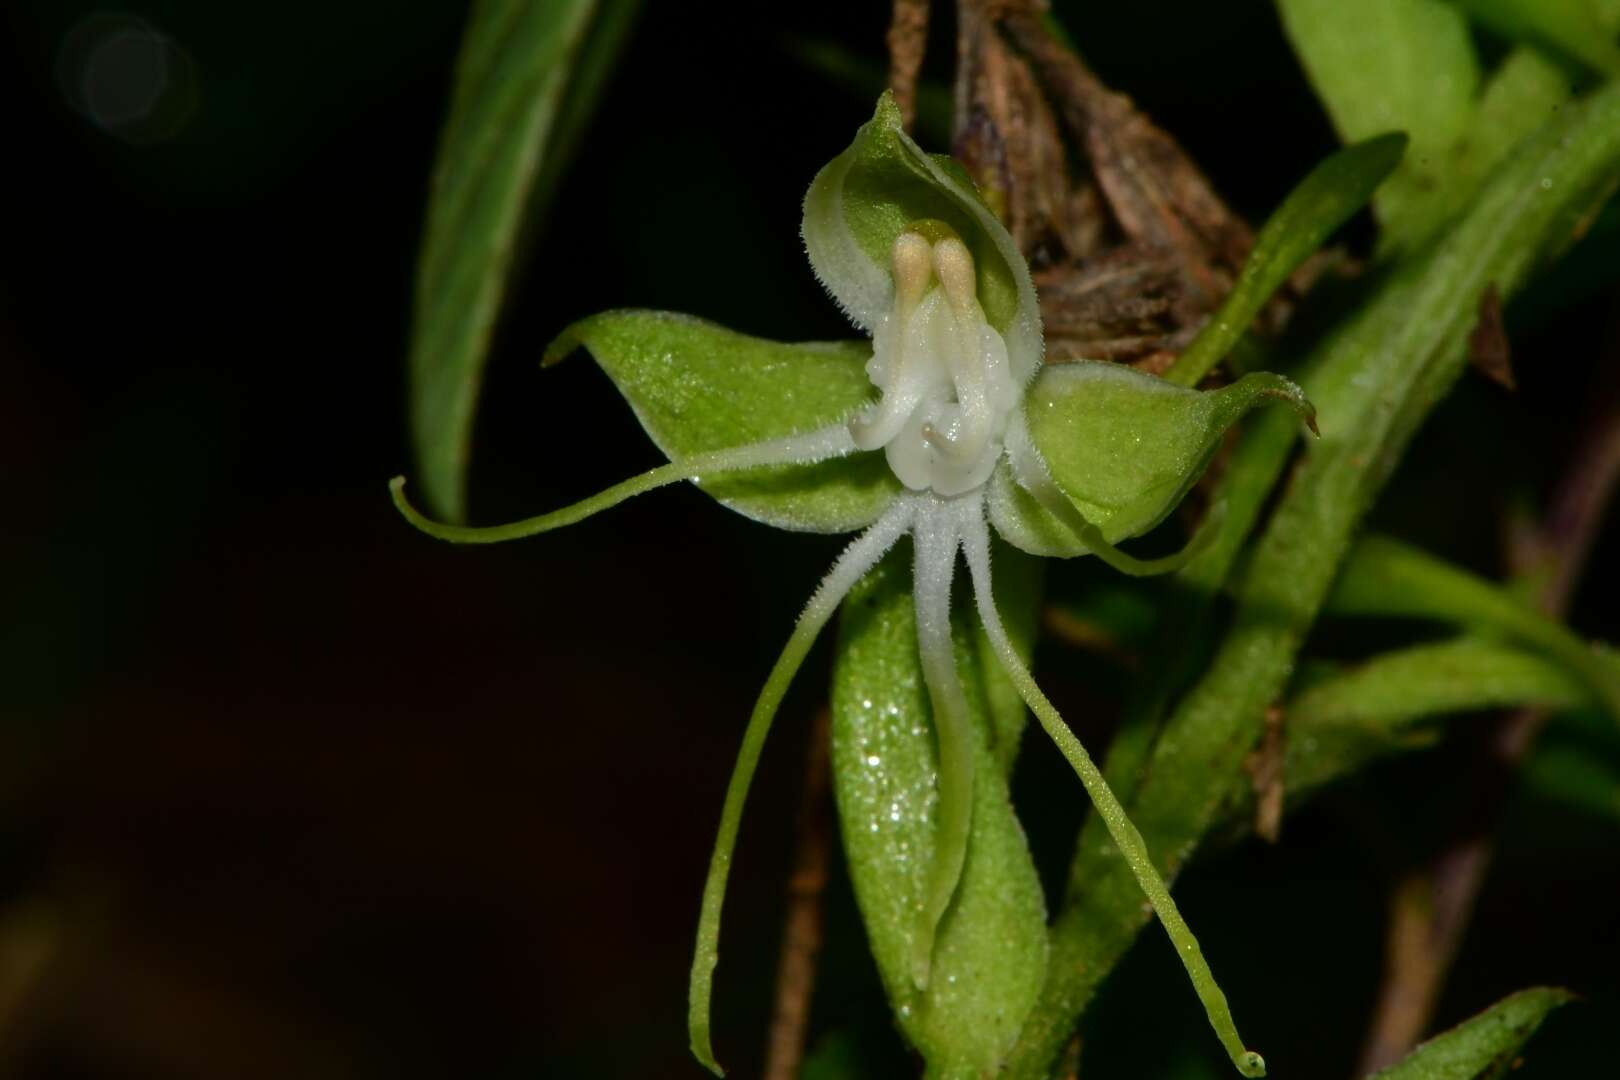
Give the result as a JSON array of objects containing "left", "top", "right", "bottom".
[{"left": 390, "top": 94, "right": 1339, "bottom": 1078}]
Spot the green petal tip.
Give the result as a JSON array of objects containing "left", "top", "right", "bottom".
[
  {"left": 872, "top": 87, "right": 903, "bottom": 129},
  {"left": 688, "top": 1028, "right": 724, "bottom": 1078},
  {"left": 541, "top": 321, "right": 585, "bottom": 367}
]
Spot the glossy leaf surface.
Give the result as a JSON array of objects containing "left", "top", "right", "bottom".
[{"left": 831, "top": 551, "right": 1047, "bottom": 1074}]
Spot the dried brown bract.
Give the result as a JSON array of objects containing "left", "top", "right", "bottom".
[{"left": 891, "top": 0, "right": 1324, "bottom": 372}]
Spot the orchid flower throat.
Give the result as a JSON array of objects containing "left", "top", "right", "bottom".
[{"left": 851, "top": 227, "right": 1020, "bottom": 498}]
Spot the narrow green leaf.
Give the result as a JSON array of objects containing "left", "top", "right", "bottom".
[
  {"left": 1277, "top": 0, "right": 1481, "bottom": 250},
  {"left": 1326, "top": 533, "right": 1620, "bottom": 721},
  {"left": 1368, "top": 987, "right": 1574, "bottom": 1079},
  {"left": 1284, "top": 638, "right": 1591, "bottom": 796},
  {"left": 409, "top": 0, "right": 639, "bottom": 521},
  {"left": 524, "top": 1, "right": 640, "bottom": 236},
  {"left": 1449, "top": 0, "right": 1620, "bottom": 77},
  {"left": 546, "top": 310, "right": 900, "bottom": 532},
  {"left": 1164, "top": 134, "right": 1408, "bottom": 388},
  {"left": 1292, "top": 639, "right": 1588, "bottom": 729},
  {"left": 1015, "top": 362, "right": 1312, "bottom": 545},
  {"left": 831, "top": 551, "right": 1048, "bottom": 1075},
  {"left": 1211, "top": 641, "right": 1617, "bottom": 835},
  {"left": 1009, "top": 80, "right": 1620, "bottom": 1079}
]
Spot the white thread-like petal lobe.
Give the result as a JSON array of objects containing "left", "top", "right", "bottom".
[
  {"left": 961, "top": 513, "right": 1266, "bottom": 1079},
  {"left": 908, "top": 494, "right": 974, "bottom": 989},
  {"left": 690, "top": 495, "right": 917, "bottom": 1076}
]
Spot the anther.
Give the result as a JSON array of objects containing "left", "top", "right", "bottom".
[
  {"left": 932, "top": 237, "right": 977, "bottom": 316},
  {"left": 891, "top": 232, "right": 933, "bottom": 312}
]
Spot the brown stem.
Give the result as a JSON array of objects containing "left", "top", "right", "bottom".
[
  {"left": 999, "top": 11, "right": 1254, "bottom": 302},
  {"left": 886, "top": 0, "right": 931, "bottom": 131},
  {"left": 1245, "top": 706, "right": 1286, "bottom": 844},
  {"left": 762, "top": 708, "right": 833, "bottom": 1080},
  {"left": 1355, "top": 295, "right": 1620, "bottom": 1074}
]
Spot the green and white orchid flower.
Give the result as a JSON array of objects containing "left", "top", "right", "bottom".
[{"left": 391, "top": 93, "right": 1400, "bottom": 1078}]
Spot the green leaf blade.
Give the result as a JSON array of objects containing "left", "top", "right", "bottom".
[
  {"left": 831, "top": 552, "right": 1048, "bottom": 1075},
  {"left": 1450, "top": 49, "right": 1575, "bottom": 201},
  {"left": 1165, "top": 134, "right": 1407, "bottom": 387},
  {"left": 1369, "top": 987, "right": 1574, "bottom": 1079},
  {"left": 409, "top": 0, "right": 639, "bottom": 521},
  {"left": 1449, "top": 0, "right": 1620, "bottom": 78},
  {"left": 1327, "top": 534, "right": 1620, "bottom": 721},
  {"left": 1278, "top": 0, "right": 1481, "bottom": 249},
  {"left": 549, "top": 310, "right": 901, "bottom": 532},
  {"left": 1284, "top": 638, "right": 1591, "bottom": 796},
  {"left": 1292, "top": 639, "right": 1588, "bottom": 733}
]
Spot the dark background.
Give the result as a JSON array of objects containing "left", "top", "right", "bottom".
[{"left": 5, "top": 1, "right": 1618, "bottom": 1077}]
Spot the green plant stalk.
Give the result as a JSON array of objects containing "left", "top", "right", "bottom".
[{"left": 1006, "top": 82, "right": 1620, "bottom": 1077}]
